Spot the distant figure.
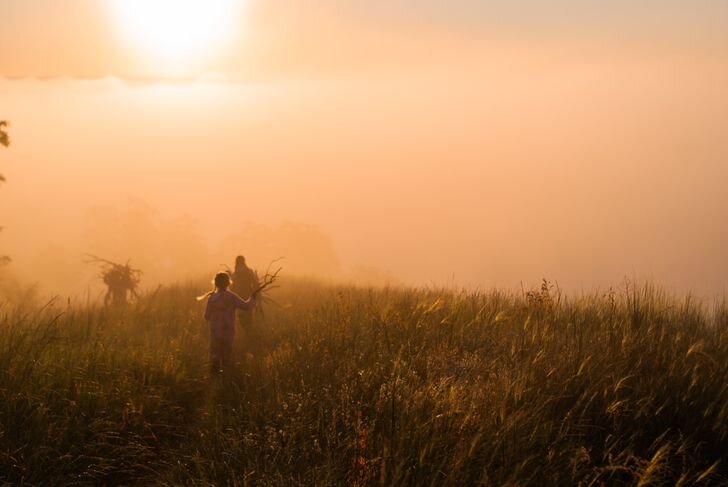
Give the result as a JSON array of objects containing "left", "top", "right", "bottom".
[
  {"left": 201, "top": 272, "right": 256, "bottom": 373},
  {"left": 85, "top": 255, "right": 142, "bottom": 307},
  {"left": 231, "top": 255, "right": 259, "bottom": 328},
  {"left": 105, "top": 276, "right": 136, "bottom": 307}
]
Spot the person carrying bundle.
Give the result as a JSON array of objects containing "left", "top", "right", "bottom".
[{"left": 85, "top": 255, "right": 141, "bottom": 307}]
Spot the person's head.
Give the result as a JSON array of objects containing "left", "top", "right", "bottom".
[
  {"left": 214, "top": 271, "right": 232, "bottom": 291},
  {"left": 235, "top": 255, "right": 246, "bottom": 270}
]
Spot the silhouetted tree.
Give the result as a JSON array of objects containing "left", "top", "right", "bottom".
[
  {"left": 1, "top": 121, "right": 9, "bottom": 266},
  {"left": 0, "top": 121, "right": 8, "bottom": 184},
  {"left": 0, "top": 121, "right": 8, "bottom": 148}
]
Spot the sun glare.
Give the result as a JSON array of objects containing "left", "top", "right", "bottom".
[{"left": 109, "top": 0, "right": 240, "bottom": 73}]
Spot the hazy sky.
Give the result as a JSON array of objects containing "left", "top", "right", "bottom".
[
  {"left": 1, "top": 1, "right": 728, "bottom": 297},
  {"left": 2, "top": 0, "right": 728, "bottom": 78}
]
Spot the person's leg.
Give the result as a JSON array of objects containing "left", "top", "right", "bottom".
[
  {"left": 221, "top": 339, "right": 233, "bottom": 370},
  {"left": 210, "top": 329, "right": 222, "bottom": 373},
  {"left": 220, "top": 328, "right": 235, "bottom": 370}
]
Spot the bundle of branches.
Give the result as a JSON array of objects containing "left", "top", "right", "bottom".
[
  {"left": 250, "top": 260, "right": 283, "bottom": 318},
  {"left": 84, "top": 254, "right": 142, "bottom": 296},
  {"left": 252, "top": 260, "right": 282, "bottom": 298}
]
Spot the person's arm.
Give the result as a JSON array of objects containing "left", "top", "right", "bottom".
[{"left": 230, "top": 291, "right": 255, "bottom": 310}]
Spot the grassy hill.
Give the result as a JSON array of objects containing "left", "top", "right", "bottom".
[{"left": 0, "top": 278, "right": 726, "bottom": 485}]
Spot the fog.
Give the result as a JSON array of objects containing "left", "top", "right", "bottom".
[{"left": 2, "top": 52, "right": 728, "bottom": 298}]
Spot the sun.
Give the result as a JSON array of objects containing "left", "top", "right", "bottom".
[{"left": 109, "top": 0, "right": 241, "bottom": 73}]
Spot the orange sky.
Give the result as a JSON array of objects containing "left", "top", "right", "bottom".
[
  {"left": 2, "top": 1, "right": 728, "bottom": 297},
  {"left": 2, "top": 1, "right": 727, "bottom": 79}
]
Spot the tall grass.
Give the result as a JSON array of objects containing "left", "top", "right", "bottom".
[{"left": 0, "top": 278, "right": 726, "bottom": 485}]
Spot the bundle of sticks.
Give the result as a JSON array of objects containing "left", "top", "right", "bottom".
[
  {"left": 84, "top": 254, "right": 142, "bottom": 291},
  {"left": 251, "top": 260, "right": 282, "bottom": 299}
]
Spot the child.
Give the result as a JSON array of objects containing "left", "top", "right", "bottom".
[{"left": 200, "top": 272, "right": 256, "bottom": 373}]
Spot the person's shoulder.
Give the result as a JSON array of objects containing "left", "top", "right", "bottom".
[{"left": 225, "top": 290, "right": 245, "bottom": 300}]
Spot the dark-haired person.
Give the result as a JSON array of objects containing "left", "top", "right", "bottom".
[
  {"left": 199, "top": 272, "right": 255, "bottom": 373},
  {"left": 231, "top": 255, "right": 259, "bottom": 328}
]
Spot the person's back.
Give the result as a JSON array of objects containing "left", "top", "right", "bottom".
[
  {"left": 205, "top": 290, "right": 244, "bottom": 329},
  {"left": 232, "top": 256, "right": 258, "bottom": 298},
  {"left": 231, "top": 256, "right": 259, "bottom": 327}
]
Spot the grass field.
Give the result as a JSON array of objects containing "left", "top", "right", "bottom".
[{"left": 0, "top": 278, "right": 726, "bottom": 485}]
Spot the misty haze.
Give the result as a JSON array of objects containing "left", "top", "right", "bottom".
[
  {"left": 3, "top": 64, "right": 728, "bottom": 297},
  {"left": 1, "top": 1, "right": 727, "bottom": 485}
]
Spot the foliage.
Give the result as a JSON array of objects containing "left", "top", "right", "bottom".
[
  {"left": 0, "top": 121, "right": 8, "bottom": 265},
  {"left": 0, "top": 278, "right": 726, "bottom": 485},
  {"left": 0, "top": 121, "right": 8, "bottom": 149}
]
